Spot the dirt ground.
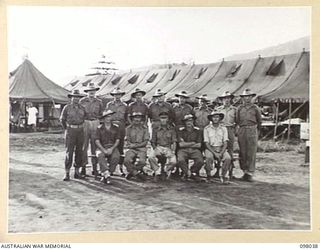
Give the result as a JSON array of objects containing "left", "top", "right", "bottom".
[{"left": 8, "top": 132, "right": 310, "bottom": 233}]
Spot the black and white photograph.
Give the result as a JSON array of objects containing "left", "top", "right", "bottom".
[{"left": 7, "top": 6, "right": 311, "bottom": 234}]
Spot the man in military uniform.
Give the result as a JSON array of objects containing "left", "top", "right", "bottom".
[
  {"left": 236, "top": 89, "right": 262, "bottom": 182},
  {"left": 106, "top": 87, "right": 127, "bottom": 176},
  {"left": 173, "top": 90, "right": 194, "bottom": 127},
  {"left": 204, "top": 110, "right": 231, "bottom": 184},
  {"left": 176, "top": 114, "right": 204, "bottom": 182},
  {"left": 95, "top": 110, "right": 120, "bottom": 184},
  {"left": 127, "top": 88, "right": 148, "bottom": 123},
  {"left": 194, "top": 94, "right": 212, "bottom": 130},
  {"left": 79, "top": 82, "right": 104, "bottom": 177},
  {"left": 148, "top": 112, "right": 177, "bottom": 181},
  {"left": 216, "top": 91, "right": 237, "bottom": 179},
  {"left": 148, "top": 89, "right": 175, "bottom": 129},
  {"left": 60, "top": 90, "right": 86, "bottom": 181},
  {"left": 124, "top": 112, "right": 150, "bottom": 181}
]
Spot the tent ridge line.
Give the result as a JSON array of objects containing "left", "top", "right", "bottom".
[
  {"left": 192, "top": 60, "right": 225, "bottom": 95},
  {"left": 259, "top": 51, "right": 306, "bottom": 102},
  {"left": 29, "top": 65, "right": 56, "bottom": 101}
]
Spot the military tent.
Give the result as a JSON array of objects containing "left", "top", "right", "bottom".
[{"left": 9, "top": 59, "right": 70, "bottom": 103}]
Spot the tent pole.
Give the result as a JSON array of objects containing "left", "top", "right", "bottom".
[
  {"left": 24, "top": 100, "right": 27, "bottom": 131},
  {"left": 287, "top": 99, "right": 292, "bottom": 142},
  {"left": 273, "top": 101, "right": 279, "bottom": 141}
]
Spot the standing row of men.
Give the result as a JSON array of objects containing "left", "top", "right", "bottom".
[{"left": 60, "top": 83, "right": 261, "bottom": 184}]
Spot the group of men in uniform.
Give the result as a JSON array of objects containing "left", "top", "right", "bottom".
[{"left": 60, "top": 82, "right": 261, "bottom": 185}]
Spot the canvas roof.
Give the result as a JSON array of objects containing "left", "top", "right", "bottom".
[
  {"left": 9, "top": 59, "right": 70, "bottom": 104},
  {"left": 124, "top": 68, "right": 169, "bottom": 100},
  {"left": 151, "top": 65, "right": 193, "bottom": 98},
  {"left": 260, "top": 52, "right": 309, "bottom": 103},
  {"left": 64, "top": 51, "right": 309, "bottom": 104}
]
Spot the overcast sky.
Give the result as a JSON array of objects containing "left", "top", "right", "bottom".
[{"left": 7, "top": 6, "right": 310, "bottom": 85}]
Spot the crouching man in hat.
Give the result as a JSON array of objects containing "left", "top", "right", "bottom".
[
  {"left": 236, "top": 89, "right": 262, "bottom": 182},
  {"left": 95, "top": 110, "right": 120, "bottom": 184},
  {"left": 176, "top": 114, "right": 204, "bottom": 182},
  {"left": 204, "top": 110, "right": 232, "bottom": 184},
  {"left": 124, "top": 112, "right": 150, "bottom": 181},
  {"left": 60, "top": 90, "right": 86, "bottom": 181},
  {"left": 148, "top": 112, "right": 177, "bottom": 181}
]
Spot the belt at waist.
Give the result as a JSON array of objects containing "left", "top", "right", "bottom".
[
  {"left": 85, "top": 118, "right": 99, "bottom": 121},
  {"left": 67, "top": 124, "right": 83, "bottom": 128}
]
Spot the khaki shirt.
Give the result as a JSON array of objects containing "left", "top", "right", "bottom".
[
  {"left": 60, "top": 103, "right": 85, "bottom": 125},
  {"left": 194, "top": 106, "right": 212, "bottom": 129},
  {"left": 177, "top": 126, "right": 202, "bottom": 144},
  {"left": 216, "top": 105, "right": 237, "bottom": 127},
  {"left": 151, "top": 125, "right": 177, "bottom": 148},
  {"left": 173, "top": 103, "right": 194, "bottom": 126},
  {"left": 95, "top": 124, "right": 120, "bottom": 148},
  {"left": 106, "top": 100, "right": 127, "bottom": 123},
  {"left": 203, "top": 124, "right": 228, "bottom": 147},
  {"left": 148, "top": 102, "right": 174, "bottom": 122},
  {"left": 236, "top": 103, "right": 262, "bottom": 127},
  {"left": 125, "top": 124, "right": 150, "bottom": 151},
  {"left": 127, "top": 101, "right": 149, "bottom": 117},
  {"left": 79, "top": 97, "right": 103, "bottom": 120}
]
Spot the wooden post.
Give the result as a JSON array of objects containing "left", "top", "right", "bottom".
[
  {"left": 287, "top": 99, "right": 292, "bottom": 141},
  {"left": 273, "top": 101, "right": 279, "bottom": 141}
]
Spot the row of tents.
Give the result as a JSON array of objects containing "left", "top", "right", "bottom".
[
  {"left": 8, "top": 51, "right": 309, "bottom": 132},
  {"left": 64, "top": 51, "right": 309, "bottom": 104},
  {"left": 9, "top": 51, "right": 309, "bottom": 105}
]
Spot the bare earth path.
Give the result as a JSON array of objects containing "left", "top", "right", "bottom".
[{"left": 8, "top": 133, "right": 310, "bottom": 232}]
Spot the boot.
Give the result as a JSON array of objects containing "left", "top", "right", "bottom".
[
  {"left": 119, "top": 164, "right": 126, "bottom": 177},
  {"left": 80, "top": 166, "right": 86, "bottom": 176},
  {"left": 74, "top": 168, "right": 85, "bottom": 179},
  {"left": 100, "top": 171, "right": 111, "bottom": 184},
  {"left": 63, "top": 172, "right": 70, "bottom": 181},
  {"left": 92, "top": 164, "right": 98, "bottom": 176}
]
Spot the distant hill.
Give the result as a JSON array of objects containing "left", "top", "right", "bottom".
[{"left": 224, "top": 36, "right": 310, "bottom": 61}]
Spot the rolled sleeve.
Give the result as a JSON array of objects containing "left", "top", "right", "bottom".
[
  {"left": 222, "top": 127, "right": 229, "bottom": 142},
  {"left": 203, "top": 128, "right": 209, "bottom": 143}
]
